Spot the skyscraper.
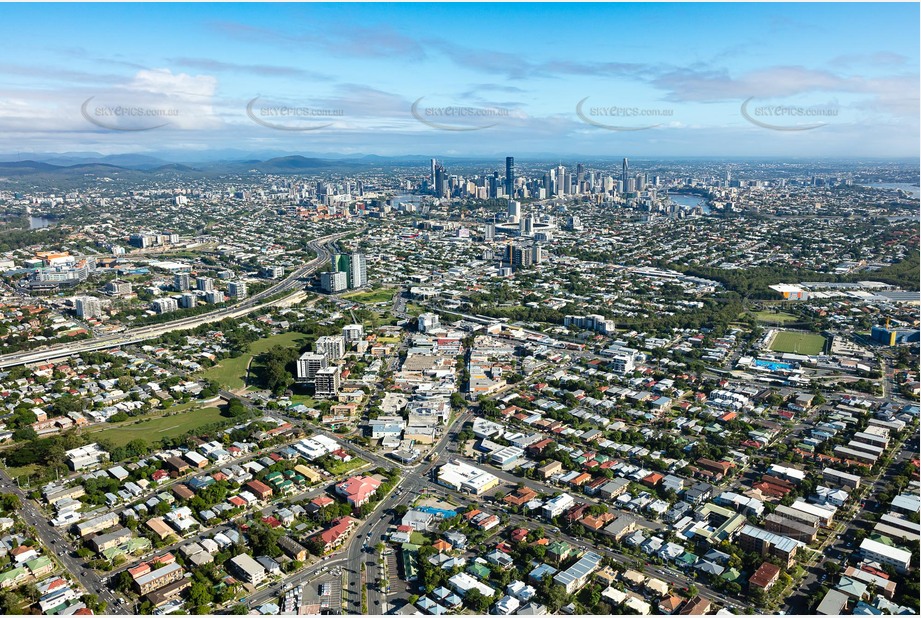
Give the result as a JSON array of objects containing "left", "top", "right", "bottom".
[
  {"left": 434, "top": 164, "right": 447, "bottom": 198},
  {"left": 505, "top": 156, "right": 515, "bottom": 198},
  {"left": 332, "top": 253, "right": 351, "bottom": 275},
  {"left": 556, "top": 165, "right": 567, "bottom": 196},
  {"left": 430, "top": 158, "right": 437, "bottom": 185},
  {"left": 332, "top": 253, "right": 366, "bottom": 289},
  {"left": 622, "top": 158, "right": 629, "bottom": 190},
  {"left": 489, "top": 172, "right": 499, "bottom": 199},
  {"left": 508, "top": 200, "right": 521, "bottom": 222},
  {"left": 349, "top": 252, "right": 367, "bottom": 289}
]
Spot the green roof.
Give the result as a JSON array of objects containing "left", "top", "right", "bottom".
[
  {"left": 869, "top": 534, "right": 895, "bottom": 546},
  {"left": 0, "top": 566, "right": 27, "bottom": 583},
  {"left": 721, "top": 567, "right": 743, "bottom": 582},
  {"left": 677, "top": 552, "right": 698, "bottom": 566},
  {"left": 25, "top": 556, "right": 52, "bottom": 572},
  {"left": 467, "top": 563, "right": 491, "bottom": 579}
]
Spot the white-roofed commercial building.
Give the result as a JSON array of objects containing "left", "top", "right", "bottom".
[{"left": 436, "top": 460, "right": 499, "bottom": 495}]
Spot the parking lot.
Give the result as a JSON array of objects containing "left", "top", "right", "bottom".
[{"left": 300, "top": 571, "right": 342, "bottom": 613}]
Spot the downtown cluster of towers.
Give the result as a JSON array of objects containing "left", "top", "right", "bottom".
[{"left": 428, "top": 157, "right": 658, "bottom": 201}]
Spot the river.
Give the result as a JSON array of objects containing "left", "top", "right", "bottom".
[
  {"left": 29, "top": 215, "right": 57, "bottom": 229},
  {"left": 860, "top": 183, "right": 920, "bottom": 199},
  {"left": 668, "top": 193, "right": 711, "bottom": 214}
]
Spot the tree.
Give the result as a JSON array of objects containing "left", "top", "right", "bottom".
[
  {"left": 464, "top": 589, "right": 489, "bottom": 613},
  {"left": 113, "top": 570, "right": 134, "bottom": 592},
  {"left": 0, "top": 494, "right": 21, "bottom": 512},
  {"left": 224, "top": 398, "right": 249, "bottom": 418},
  {"left": 187, "top": 581, "right": 213, "bottom": 611}
]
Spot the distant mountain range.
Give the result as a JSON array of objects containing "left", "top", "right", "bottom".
[
  {"left": 0, "top": 151, "right": 916, "bottom": 178},
  {"left": 0, "top": 155, "right": 384, "bottom": 177},
  {"left": 0, "top": 152, "right": 512, "bottom": 176}
]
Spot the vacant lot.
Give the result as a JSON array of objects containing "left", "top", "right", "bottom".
[
  {"left": 321, "top": 457, "right": 367, "bottom": 476},
  {"left": 770, "top": 331, "right": 826, "bottom": 355},
  {"left": 90, "top": 406, "right": 226, "bottom": 447},
  {"left": 202, "top": 331, "right": 308, "bottom": 390}
]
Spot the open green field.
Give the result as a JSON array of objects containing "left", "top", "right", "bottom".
[
  {"left": 321, "top": 457, "right": 367, "bottom": 476},
  {"left": 89, "top": 406, "right": 226, "bottom": 447},
  {"left": 289, "top": 394, "right": 321, "bottom": 408},
  {"left": 343, "top": 288, "right": 396, "bottom": 304},
  {"left": 202, "top": 331, "right": 307, "bottom": 390},
  {"left": 753, "top": 310, "right": 800, "bottom": 324},
  {"left": 769, "top": 331, "right": 826, "bottom": 355},
  {"left": 405, "top": 303, "right": 426, "bottom": 317}
]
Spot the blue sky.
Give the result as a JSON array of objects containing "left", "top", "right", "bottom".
[{"left": 1, "top": 3, "right": 918, "bottom": 159}]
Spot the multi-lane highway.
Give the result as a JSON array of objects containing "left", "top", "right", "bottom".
[{"left": 0, "top": 230, "right": 358, "bottom": 369}]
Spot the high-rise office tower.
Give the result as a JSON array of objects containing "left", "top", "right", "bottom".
[
  {"left": 505, "top": 156, "right": 515, "bottom": 198},
  {"left": 508, "top": 200, "right": 521, "bottom": 222},
  {"left": 484, "top": 223, "right": 496, "bottom": 242},
  {"left": 489, "top": 172, "right": 499, "bottom": 199},
  {"left": 622, "top": 158, "right": 629, "bottom": 190},
  {"left": 434, "top": 164, "right": 447, "bottom": 198},
  {"left": 576, "top": 163, "right": 585, "bottom": 184},
  {"left": 430, "top": 158, "right": 437, "bottom": 185},
  {"left": 556, "top": 165, "right": 567, "bottom": 196}
]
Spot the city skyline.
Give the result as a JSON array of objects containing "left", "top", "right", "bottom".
[{"left": 1, "top": 3, "right": 919, "bottom": 158}]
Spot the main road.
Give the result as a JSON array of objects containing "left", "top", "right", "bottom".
[
  {"left": 0, "top": 230, "right": 360, "bottom": 369},
  {"left": 0, "top": 471, "right": 123, "bottom": 612}
]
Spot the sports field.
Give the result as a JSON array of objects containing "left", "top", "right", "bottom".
[{"left": 769, "top": 331, "right": 826, "bottom": 355}]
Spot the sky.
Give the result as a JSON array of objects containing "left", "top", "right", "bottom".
[{"left": 1, "top": 2, "right": 919, "bottom": 160}]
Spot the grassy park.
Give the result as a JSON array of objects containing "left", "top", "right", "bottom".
[
  {"left": 202, "top": 331, "right": 308, "bottom": 390},
  {"left": 343, "top": 288, "right": 396, "bottom": 305},
  {"left": 89, "top": 406, "right": 226, "bottom": 448},
  {"left": 753, "top": 310, "right": 800, "bottom": 324}
]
